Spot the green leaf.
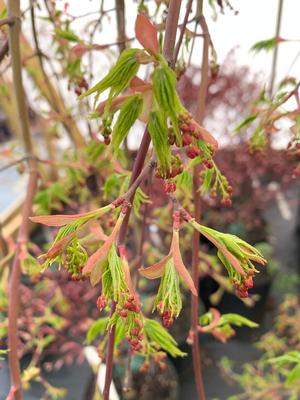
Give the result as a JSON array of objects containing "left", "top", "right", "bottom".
[
  {"left": 86, "top": 317, "right": 108, "bottom": 343},
  {"left": 151, "top": 63, "right": 182, "bottom": 142},
  {"left": 286, "top": 365, "right": 300, "bottom": 385},
  {"left": 79, "top": 48, "right": 140, "bottom": 102},
  {"left": 250, "top": 38, "right": 278, "bottom": 53},
  {"left": 218, "top": 313, "right": 258, "bottom": 328},
  {"left": 268, "top": 351, "right": 300, "bottom": 366},
  {"left": 112, "top": 95, "right": 143, "bottom": 152},
  {"left": 176, "top": 170, "right": 193, "bottom": 192},
  {"left": 133, "top": 186, "right": 151, "bottom": 218},
  {"left": 201, "top": 168, "right": 214, "bottom": 194},
  {"left": 55, "top": 28, "right": 80, "bottom": 42},
  {"left": 144, "top": 318, "right": 186, "bottom": 358},
  {"left": 148, "top": 111, "right": 171, "bottom": 177},
  {"left": 115, "top": 316, "right": 126, "bottom": 348},
  {"left": 234, "top": 114, "right": 258, "bottom": 134}
]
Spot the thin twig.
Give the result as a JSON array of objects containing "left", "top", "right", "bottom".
[
  {"left": 174, "top": 0, "right": 193, "bottom": 63},
  {"left": 269, "top": 0, "right": 284, "bottom": 96},
  {"left": 0, "top": 156, "right": 29, "bottom": 173},
  {"left": 190, "top": 5, "right": 210, "bottom": 400}
]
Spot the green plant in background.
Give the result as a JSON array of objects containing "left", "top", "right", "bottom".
[
  {"left": 1, "top": 0, "right": 299, "bottom": 399},
  {"left": 220, "top": 295, "right": 300, "bottom": 400}
]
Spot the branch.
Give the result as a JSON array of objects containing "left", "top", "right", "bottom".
[
  {"left": 0, "top": 15, "right": 16, "bottom": 27},
  {"left": 115, "top": 0, "right": 126, "bottom": 54},
  {"left": 102, "top": 2, "right": 183, "bottom": 398},
  {"left": 163, "top": 0, "right": 182, "bottom": 68},
  {"left": 6, "top": 1, "right": 39, "bottom": 399},
  {"left": 269, "top": 0, "right": 284, "bottom": 96},
  {"left": 174, "top": 0, "right": 193, "bottom": 63},
  {"left": 190, "top": 7, "right": 210, "bottom": 400}
]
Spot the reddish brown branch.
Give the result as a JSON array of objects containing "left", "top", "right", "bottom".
[
  {"left": 102, "top": 2, "right": 183, "bottom": 398},
  {"left": 190, "top": 11, "right": 210, "bottom": 400}
]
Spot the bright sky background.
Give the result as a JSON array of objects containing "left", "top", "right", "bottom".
[
  {"left": 54, "top": 0, "right": 300, "bottom": 87},
  {"left": 19, "top": 0, "right": 300, "bottom": 149}
]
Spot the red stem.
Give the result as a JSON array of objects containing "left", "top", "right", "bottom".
[{"left": 190, "top": 12, "right": 210, "bottom": 400}]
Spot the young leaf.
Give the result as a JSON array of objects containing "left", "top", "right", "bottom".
[
  {"left": 144, "top": 318, "right": 186, "bottom": 358},
  {"left": 86, "top": 317, "right": 108, "bottom": 343},
  {"left": 148, "top": 111, "right": 171, "bottom": 177},
  {"left": 135, "top": 14, "right": 159, "bottom": 55},
  {"left": 55, "top": 28, "right": 80, "bottom": 43},
  {"left": 234, "top": 113, "right": 258, "bottom": 134},
  {"left": 250, "top": 37, "right": 282, "bottom": 53},
  {"left": 218, "top": 313, "right": 258, "bottom": 328},
  {"left": 151, "top": 65, "right": 182, "bottom": 142},
  {"left": 111, "top": 94, "right": 143, "bottom": 151},
  {"left": 79, "top": 48, "right": 140, "bottom": 101}
]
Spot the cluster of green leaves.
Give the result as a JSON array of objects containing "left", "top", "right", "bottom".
[
  {"left": 144, "top": 318, "right": 186, "bottom": 358},
  {"left": 86, "top": 316, "right": 186, "bottom": 359},
  {"left": 190, "top": 220, "right": 266, "bottom": 283},
  {"left": 153, "top": 258, "right": 183, "bottom": 318},
  {"left": 199, "top": 311, "right": 258, "bottom": 342},
  {"left": 80, "top": 48, "right": 140, "bottom": 106},
  {"left": 220, "top": 295, "right": 300, "bottom": 400}
]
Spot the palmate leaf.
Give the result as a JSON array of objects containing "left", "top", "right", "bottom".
[
  {"left": 111, "top": 94, "right": 143, "bottom": 152},
  {"left": 144, "top": 318, "right": 186, "bottom": 358},
  {"left": 79, "top": 48, "right": 140, "bottom": 101},
  {"left": 218, "top": 313, "right": 258, "bottom": 328},
  {"left": 151, "top": 63, "right": 182, "bottom": 142},
  {"left": 133, "top": 186, "right": 151, "bottom": 218},
  {"left": 148, "top": 111, "right": 171, "bottom": 177}
]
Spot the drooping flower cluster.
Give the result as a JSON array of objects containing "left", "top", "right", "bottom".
[
  {"left": 140, "top": 211, "right": 197, "bottom": 327},
  {"left": 181, "top": 209, "right": 267, "bottom": 298},
  {"left": 30, "top": 204, "right": 114, "bottom": 273}
]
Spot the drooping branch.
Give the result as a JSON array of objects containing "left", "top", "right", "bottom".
[
  {"left": 190, "top": 6, "right": 210, "bottom": 400},
  {"left": 102, "top": 2, "right": 183, "bottom": 398}
]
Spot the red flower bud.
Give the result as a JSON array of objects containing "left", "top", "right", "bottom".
[
  {"left": 96, "top": 295, "right": 106, "bottom": 311},
  {"left": 186, "top": 146, "right": 200, "bottom": 159},
  {"left": 130, "top": 328, "right": 140, "bottom": 337},
  {"left": 243, "top": 277, "right": 253, "bottom": 289},
  {"left": 182, "top": 133, "right": 193, "bottom": 146},
  {"left": 163, "top": 181, "right": 176, "bottom": 193},
  {"left": 119, "top": 309, "right": 128, "bottom": 318},
  {"left": 222, "top": 197, "right": 232, "bottom": 208},
  {"left": 203, "top": 159, "right": 213, "bottom": 169},
  {"left": 104, "top": 136, "right": 111, "bottom": 145}
]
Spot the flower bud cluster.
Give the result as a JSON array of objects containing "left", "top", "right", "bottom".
[
  {"left": 74, "top": 77, "right": 89, "bottom": 96},
  {"left": 65, "top": 238, "right": 88, "bottom": 280},
  {"left": 234, "top": 271, "right": 254, "bottom": 298}
]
